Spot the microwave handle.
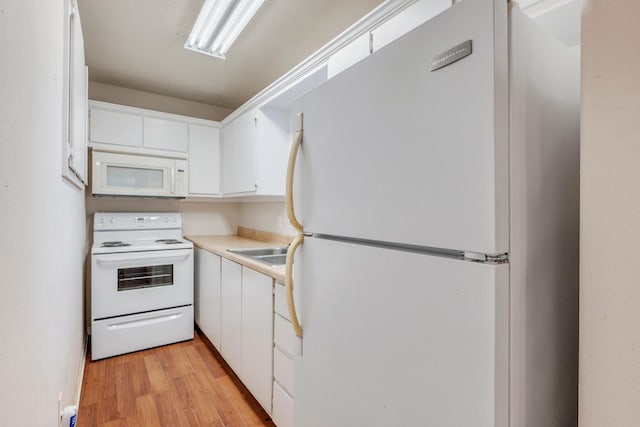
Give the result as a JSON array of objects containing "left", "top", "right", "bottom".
[{"left": 170, "top": 167, "right": 175, "bottom": 194}]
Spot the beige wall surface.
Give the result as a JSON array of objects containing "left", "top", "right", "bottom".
[
  {"left": 580, "top": 0, "right": 640, "bottom": 425},
  {"left": 237, "top": 202, "right": 296, "bottom": 237},
  {"left": 88, "top": 81, "right": 233, "bottom": 121},
  {"left": 0, "top": 1, "right": 87, "bottom": 423},
  {"left": 85, "top": 197, "right": 239, "bottom": 236}
]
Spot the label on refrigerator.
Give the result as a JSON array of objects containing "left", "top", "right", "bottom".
[{"left": 430, "top": 39, "right": 473, "bottom": 71}]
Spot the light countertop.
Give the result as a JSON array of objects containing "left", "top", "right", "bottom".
[{"left": 185, "top": 234, "right": 288, "bottom": 283}]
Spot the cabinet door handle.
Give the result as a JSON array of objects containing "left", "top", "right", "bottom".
[
  {"left": 285, "top": 234, "right": 304, "bottom": 338},
  {"left": 286, "top": 113, "right": 304, "bottom": 233}
]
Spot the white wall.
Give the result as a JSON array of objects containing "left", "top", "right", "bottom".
[
  {"left": 580, "top": 0, "right": 640, "bottom": 424},
  {"left": 0, "top": 1, "right": 87, "bottom": 425},
  {"left": 238, "top": 202, "right": 296, "bottom": 237},
  {"left": 88, "top": 81, "right": 233, "bottom": 121}
]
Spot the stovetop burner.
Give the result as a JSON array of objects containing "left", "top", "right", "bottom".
[
  {"left": 155, "top": 239, "right": 183, "bottom": 244},
  {"left": 101, "top": 241, "right": 131, "bottom": 248}
]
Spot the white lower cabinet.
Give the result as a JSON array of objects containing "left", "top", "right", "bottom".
[
  {"left": 274, "top": 312, "right": 297, "bottom": 358},
  {"left": 241, "top": 268, "right": 275, "bottom": 413},
  {"left": 221, "top": 258, "right": 243, "bottom": 373},
  {"left": 273, "top": 347, "right": 293, "bottom": 396},
  {"left": 196, "top": 252, "right": 287, "bottom": 419},
  {"left": 273, "top": 380, "right": 294, "bottom": 427},
  {"left": 194, "top": 248, "right": 222, "bottom": 349},
  {"left": 273, "top": 282, "right": 295, "bottom": 427},
  {"left": 204, "top": 256, "right": 275, "bottom": 415}
]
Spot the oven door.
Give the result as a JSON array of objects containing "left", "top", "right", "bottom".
[{"left": 91, "top": 248, "right": 193, "bottom": 319}]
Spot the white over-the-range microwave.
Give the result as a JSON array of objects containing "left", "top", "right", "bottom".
[{"left": 91, "top": 151, "right": 188, "bottom": 198}]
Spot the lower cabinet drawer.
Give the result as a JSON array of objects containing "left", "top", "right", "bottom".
[
  {"left": 274, "top": 347, "right": 294, "bottom": 397},
  {"left": 274, "top": 282, "right": 290, "bottom": 321},
  {"left": 92, "top": 305, "right": 193, "bottom": 360},
  {"left": 272, "top": 381, "right": 294, "bottom": 427},
  {"left": 274, "top": 313, "right": 296, "bottom": 357}
]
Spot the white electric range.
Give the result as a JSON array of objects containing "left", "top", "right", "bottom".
[{"left": 90, "top": 212, "right": 194, "bottom": 360}]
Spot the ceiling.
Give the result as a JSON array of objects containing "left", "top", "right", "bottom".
[{"left": 77, "top": 0, "right": 385, "bottom": 110}]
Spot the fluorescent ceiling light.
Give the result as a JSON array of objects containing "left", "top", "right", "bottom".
[{"left": 185, "top": 0, "right": 265, "bottom": 59}]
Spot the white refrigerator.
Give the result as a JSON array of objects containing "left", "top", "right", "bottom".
[{"left": 285, "top": 0, "right": 579, "bottom": 426}]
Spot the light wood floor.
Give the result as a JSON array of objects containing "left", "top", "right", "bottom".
[{"left": 77, "top": 328, "right": 276, "bottom": 427}]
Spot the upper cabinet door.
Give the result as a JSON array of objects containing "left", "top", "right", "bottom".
[
  {"left": 254, "top": 108, "right": 289, "bottom": 196},
  {"left": 371, "top": 0, "right": 451, "bottom": 53},
  {"left": 327, "top": 32, "right": 371, "bottom": 79},
  {"left": 188, "top": 124, "right": 221, "bottom": 196},
  {"left": 143, "top": 117, "right": 188, "bottom": 152},
  {"left": 89, "top": 107, "right": 143, "bottom": 147},
  {"left": 222, "top": 110, "right": 256, "bottom": 194},
  {"left": 66, "top": 0, "right": 88, "bottom": 185}
]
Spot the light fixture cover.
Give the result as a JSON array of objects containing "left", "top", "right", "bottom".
[{"left": 185, "top": 0, "right": 265, "bottom": 59}]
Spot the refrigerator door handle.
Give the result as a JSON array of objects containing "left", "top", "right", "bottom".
[
  {"left": 285, "top": 233, "right": 304, "bottom": 338},
  {"left": 286, "top": 113, "right": 304, "bottom": 233}
]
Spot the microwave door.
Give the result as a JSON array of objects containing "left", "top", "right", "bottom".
[
  {"left": 104, "top": 164, "right": 169, "bottom": 194},
  {"left": 92, "top": 151, "right": 184, "bottom": 198}
]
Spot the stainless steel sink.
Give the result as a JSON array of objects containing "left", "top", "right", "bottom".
[
  {"left": 227, "top": 247, "right": 288, "bottom": 266},
  {"left": 228, "top": 247, "right": 288, "bottom": 257},
  {"left": 252, "top": 254, "right": 287, "bottom": 265}
]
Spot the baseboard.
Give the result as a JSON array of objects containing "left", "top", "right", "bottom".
[{"left": 74, "top": 334, "right": 88, "bottom": 406}]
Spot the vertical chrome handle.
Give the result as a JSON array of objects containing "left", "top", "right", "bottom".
[
  {"left": 285, "top": 234, "right": 304, "bottom": 338},
  {"left": 170, "top": 167, "right": 176, "bottom": 194},
  {"left": 286, "top": 113, "right": 304, "bottom": 233}
]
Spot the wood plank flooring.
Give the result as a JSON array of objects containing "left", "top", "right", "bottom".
[{"left": 77, "top": 329, "right": 276, "bottom": 427}]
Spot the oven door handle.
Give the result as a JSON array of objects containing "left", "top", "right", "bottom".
[
  {"left": 106, "top": 312, "right": 183, "bottom": 330},
  {"left": 94, "top": 250, "right": 192, "bottom": 265}
]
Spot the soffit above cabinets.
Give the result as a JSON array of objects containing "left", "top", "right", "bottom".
[{"left": 77, "top": 0, "right": 385, "bottom": 110}]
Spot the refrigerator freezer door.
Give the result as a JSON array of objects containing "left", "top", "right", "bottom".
[
  {"left": 292, "top": 0, "right": 508, "bottom": 255},
  {"left": 294, "top": 237, "right": 509, "bottom": 427}
]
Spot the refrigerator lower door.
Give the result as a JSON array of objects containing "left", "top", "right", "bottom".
[{"left": 294, "top": 237, "right": 509, "bottom": 427}]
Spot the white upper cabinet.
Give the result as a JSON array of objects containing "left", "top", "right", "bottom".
[
  {"left": 327, "top": 32, "right": 371, "bottom": 79},
  {"left": 64, "top": 0, "right": 88, "bottom": 187},
  {"left": 88, "top": 101, "right": 193, "bottom": 156},
  {"left": 188, "top": 124, "right": 221, "bottom": 196},
  {"left": 221, "top": 109, "right": 256, "bottom": 194},
  {"left": 254, "top": 107, "right": 289, "bottom": 196},
  {"left": 89, "top": 106, "right": 143, "bottom": 148},
  {"left": 251, "top": 65, "right": 328, "bottom": 197},
  {"left": 143, "top": 117, "right": 188, "bottom": 152},
  {"left": 371, "top": 0, "right": 451, "bottom": 53}
]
